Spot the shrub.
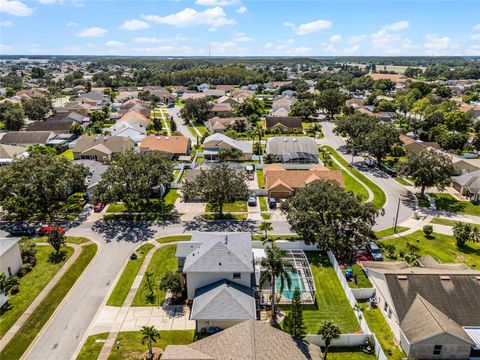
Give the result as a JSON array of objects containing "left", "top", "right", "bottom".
[
  {"left": 19, "top": 263, "right": 33, "bottom": 277},
  {"left": 383, "top": 244, "right": 396, "bottom": 258},
  {"left": 9, "top": 284, "right": 19, "bottom": 295},
  {"left": 423, "top": 225, "right": 433, "bottom": 236}
]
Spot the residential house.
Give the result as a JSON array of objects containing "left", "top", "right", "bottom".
[
  {"left": 216, "top": 95, "right": 240, "bottom": 107},
  {"left": 47, "top": 112, "right": 89, "bottom": 124},
  {"left": 181, "top": 92, "right": 206, "bottom": 101},
  {"left": 216, "top": 85, "right": 236, "bottom": 92},
  {"left": 208, "top": 103, "right": 233, "bottom": 118},
  {"left": 176, "top": 232, "right": 255, "bottom": 331},
  {"left": 363, "top": 259, "right": 480, "bottom": 359},
  {"left": 266, "top": 136, "right": 318, "bottom": 164},
  {"left": 203, "top": 89, "right": 226, "bottom": 98},
  {"left": 203, "top": 133, "right": 252, "bottom": 161},
  {"left": 206, "top": 116, "right": 247, "bottom": 133},
  {"left": 72, "top": 159, "right": 108, "bottom": 200},
  {"left": 117, "top": 110, "right": 150, "bottom": 128},
  {"left": 79, "top": 90, "right": 109, "bottom": 104},
  {"left": 115, "top": 91, "right": 138, "bottom": 103},
  {"left": 450, "top": 157, "right": 480, "bottom": 175},
  {"left": 0, "top": 238, "right": 23, "bottom": 307},
  {"left": 72, "top": 135, "right": 134, "bottom": 164},
  {"left": 358, "top": 106, "right": 396, "bottom": 122},
  {"left": 399, "top": 135, "right": 442, "bottom": 155},
  {"left": 270, "top": 106, "right": 290, "bottom": 117},
  {"left": 263, "top": 163, "right": 344, "bottom": 198},
  {"left": 26, "top": 119, "right": 76, "bottom": 134},
  {"left": 452, "top": 169, "right": 480, "bottom": 202},
  {"left": 104, "top": 121, "right": 146, "bottom": 143},
  {"left": 0, "top": 131, "right": 54, "bottom": 147},
  {"left": 265, "top": 117, "right": 302, "bottom": 132},
  {"left": 56, "top": 101, "right": 93, "bottom": 117},
  {"left": 16, "top": 88, "right": 47, "bottom": 99},
  {"left": 0, "top": 144, "right": 29, "bottom": 165},
  {"left": 139, "top": 135, "right": 191, "bottom": 159},
  {"left": 118, "top": 99, "right": 149, "bottom": 114},
  {"left": 162, "top": 320, "right": 322, "bottom": 360},
  {"left": 197, "top": 83, "right": 210, "bottom": 92},
  {"left": 231, "top": 91, "right": 252, "bottom": 103}
]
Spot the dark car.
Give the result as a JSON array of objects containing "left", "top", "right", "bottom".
[
  {"left": 9, "top": 225, "right": 36, "bottom": 237},
  {"left": 366, "top": 241, "right": 384, "bottom": 261},
  {"left": 247, "top": 195, "right": 257, "bottom": 207},
  {"left": 166, "top": 103, "right": 174, "bottom": 108},
  {"left": 268, "top": 198, "right": 277, "bottom": 209}
]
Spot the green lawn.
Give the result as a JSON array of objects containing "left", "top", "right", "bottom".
[
  {"left": 0, "top": 243, "right": 98, "bottom": 360},
  {"left": 164, "top": 189, "right": 179, "bottom": 206},
  {"left": 345, "top": 264, "right": 373, "bottom": 288},
  {"left": 131, "top": 245, "right": 177, "bottom": 306},
  {"left": 0, "top": 246, "right": 74, "bottom": 338},
  {"left": 324, "top": 146, "right": 386, "bottom": 209},
  {"left": 205, "top": 200, "right": 247, "bottom": 213},
  {"left": 259, "top": 196, "right": 268, "bottom": 211},
  {"left": 261, "top": 213, "right": 271, "bottom": 219},
  {"left": 106, "top": 197, "right": 176, "bottom": 214},
  {"left": 415, "top": 193, "right": 430, "bottom": 208},
  {"left": 375, "top": 226, "right": 410, "bottom": 238},
  {"left": 76, "top": 332, "right": 109, "bottom": 360},
  {"left": 108, "top": 330, "right": 194, "bottom": 360},
  {"left": 360, "top": 305, "right": 405, "bottom": 360},
  {"left": 379, "top": 231, "right": 480, "bottom": 268},
  {"left": 327, "top": 348, "right": 376, "bottom": 360},
  {"left": 302, "top": 252, "right": 359, "bottom": 334},
  {"left": 33, "top": 236, "right": 89, "bottom": 244},
  {"left": 204, "top": 213, "right": 248, "bottom": 220},
  {"left": 256, "top": 169, "right": 264, "bottom": 188},
  {"left": 430, "top": 193, "right": 480, "bottom": 216},
  {"left": 60, "top": 148, "right": 74, "bottom": 160},
  {"left": 395, "top": 177, "right": 412, "bottom": 186},
  {"left": 106, "top": 243, "right": 155, "bottom": 307},
  {"left": 156, "top": 235, "right": 192, "bottom": 244},
  {"left": 342, "top": 170, "right": 369, "bottom": 203},
  {"left": 430, "top": 217, "right": 480, "bottom": 230}
]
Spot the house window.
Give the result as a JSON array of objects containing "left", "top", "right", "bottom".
[
  {"left": 7, "top": 267, "right": 12, "bottom": 277},
  {"left": 388, "top": 309, "right": 392, "bottom": 319},
  {"left": 233, "top": 273, "right": 241, "bottom": 279},
  {"left": 433, "top": 345, "right": 442, "bottom": 355},
  {"left": 384, "top": 302, "right": 388, "bottom": 312}
]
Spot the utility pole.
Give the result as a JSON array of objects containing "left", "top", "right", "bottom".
[{"left": 393, "top": 197, "right": 401, "bottom": 232}]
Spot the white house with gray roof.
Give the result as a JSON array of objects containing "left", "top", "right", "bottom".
[{"left": 176, "top": 232, "right": 256, "bottom": 332}]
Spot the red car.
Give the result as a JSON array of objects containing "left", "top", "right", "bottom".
[
  {"left": 38, "top": 226, "right": 65, "bottom": 236},
  {"left": 94, "top": 203, "right": 105, "bottom": 213}
]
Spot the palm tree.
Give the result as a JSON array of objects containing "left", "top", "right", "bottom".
[
  {"left": 258, "top": 243, "right": 293, "bottom": 324},
  {"left": 141, "top": 325, "right": 160, "bottom": 360},
  {"left": 318, "top": 320, "right": 341, "bottom": 360},
  {"left": 259, "top": 221, "right": 273, "bottom": 240}
]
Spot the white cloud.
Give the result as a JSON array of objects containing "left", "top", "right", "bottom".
[
  {"left": 0, "top": 43, "right": 13, "bottom": 52},
  {"left": 76, "top": 27, "right": 107, "bottom": 37},
  {"left": 38, "top": 0, "right": 63, "bottom": 4},
  {"left": 467, "top": 44, "right": 480, "bottom": 55},
  {"left": 121, "top": 19, "right": 150, "bottom": 31},
  {"left": 0, "top": 0, "right": 33, "bottom": 16},
  {"left": 423, "top": 34, "right": 454, "bottom": 55},
  {"left": 323, "top": 43, "right": 360, "bottom": 55},
  {"left": 67, "top": 22, "right": 77, "bottom": 27},
  {"left": 235, "top": 6, "right": 247, "bottom": 14},
  {"left": 330, "top": 34, "right": 341, "bottom": 42},
  {"left": 210, "top": 41, "right": 247, "bottom": 56},
  {"left": 284, "top": 19, "right": 332, "bottom": 35},
  {"left": 142, "top": 7, "right": 235, "bottom": 29},
  {"left": 64, "top": 45, "right": 83, "bottom": 52},
  {"left": 382, "top": 20, "right": 409, "bottom": 32},
  {"left": 105, "top": 40, "right": 125, "bottom": 47},
  {"left": 131, "top": 45, "right": 193, "bottom": 55},
  {"left": 262, "top": 39, "right": 311, "bottom": 56},
  {"left": 195, "top": 0, "right": 238, "bottom": 5},
  {"left": 473, "top": 24, "right": 480, "bottom": 31},
  {"left": 349, "top": 35, "right": 366, "bottom": 44},
  {"left": 232, "top": 31, "right": 252, "bottom": 42},
  {"left": 133, "top": 37, "right": 171, "bottom": 44},
  {"left": 471, "top": 33, "right": 480, "bottom": 41},
  {"left": 1, "top": 20, "right": 13, "bottom": 27}
]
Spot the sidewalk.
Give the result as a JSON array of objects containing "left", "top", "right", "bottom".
[{"left": 0, "top": 242, "right": 84, "bottom": 351}]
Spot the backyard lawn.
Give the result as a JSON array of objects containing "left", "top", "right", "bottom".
[
  {"left": 303, "top": 252, "right": 359, "bottom": 334},
  {"left": 0, "top": 243, "right": 98, "bottom": 360},
  {"left": 156, "top": 235, "right": 192, "bottom": 243},
  {"left": 430, "top": 193, "right": 480, "bottom": 216},
  {"left": 76, "top": 333, "right": 108, "bottom": 360},
  {"left": 360, "top": 304, "right": 405, "bottom": 360},
  {"left": 379, "top": 231, "right": 480, "bottom": 268},
  {"left": 0, "top": 245, "right": 74, "bottom": 338},
  {"left": 256, "top": 169, "right": 264, "bottom": 188},
  {"left": 60, "top": 148, "right": 74, "bottom": 160},
  {"left": 327, "top": 347, "right": 376, "bottom": 360},
  {"left": 375, "top": 226, "right": 410, "bottom": 238},
  {"left": 106, "top": 243, "right": 154, "bottom": 307},
  {"left": 108, "top": 330, "right": 194, "bottom": 360},
  {"left": 131, "top": 245, "right": 177, "bottom": 306},
  {"left": 205, "top": 200, "right": 247, "bottom": 213},
  {"left": 164, "top": 189, "right": 180, "bottom": 206}
]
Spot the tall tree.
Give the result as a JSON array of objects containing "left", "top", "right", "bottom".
[
  {"left": 318, "top": 320, "right": 341, "bottom": 360},
  {"left": 47, "top": 227, "right": 65, "bottom": 255},
  {"left": 258, "top": 243, "right": 292, "bottom": 324},
  {"left": 21, "top": 96, "right": 52, "bottom": 120},
  {"left": 283, "top": 286, "right": 306, "bottom": 339},
  {"left": 317, "top": 88, "right": 347, "bottom": 119},
  {"left": 363, "top": 123, "right": 400, "bottom": 164},
  {"left": 233, "top": 97, "right": 264, "bottom": 117},
  {"left": 140, "top": 325, "right": 160, "bottom": 360},
  {"left": 289, "top": 99, "right": 318, "bottom": 120},
  {"left": 0, "top": 153, "right": 87, "bottom": 219},
  {"left": 453, "top": 222, "right": 480, "bottom": 248},
  {"left": 159, "top": 271, "right": 184, "bottom": 299},
  {"left": 334, "top": 113, "right": 377, "bottom": 153},
  {"left": 396, "top": 148, "right": 454, "bottom": 195},
  {"left": 259, "top": 221, "right": 273, "bottom": 239},
  {"left": 94, "top": 151, "right": 173, "bottom": 213},
  {"left": 182, "top": 162, "right": 248, "bottom": 217},
  {"left": 179, "top": 98, "right": 212, "bottom": 123},
  {"left": 0, "top": 101, "right": 25, "bottom": 131},
  {"left": 281, "top": 180, "right": 378, "bottom": 258}
]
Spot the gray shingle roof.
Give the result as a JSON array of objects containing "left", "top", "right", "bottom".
[
  {"left": 453, "top": 169, "right": 480, "bottom": 193},
  {"left": 191, "top": 280, "right": 255, "bottom": 320},
  {"left": 266, "top": 136, "right": 318, "bottom": 157},
  {"left": 203, "top": 133, "right": 252, "bottom": 154},
  {"left": 0, "top": 131, "right": 53, "bottom": 145},
  {"left": 0, "top": 238, "right": 20, "bottom": 257},
  {"left": 182, "top": 232, "right": 253, "bottom": 273}
]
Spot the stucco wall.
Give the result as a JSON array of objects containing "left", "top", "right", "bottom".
[
  {"left": 195, "top": 319, "right": 244, "bottom": 332},
  {"left": 0, "top": 243, "right": 22, "bottom": 277},
  {"left": 408, "top": 333, "right": 472, "bottom": 360}
]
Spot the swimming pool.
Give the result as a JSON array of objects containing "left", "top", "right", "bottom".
[{"left": 275, "top": 270, "right": 305, "bottom": 299}]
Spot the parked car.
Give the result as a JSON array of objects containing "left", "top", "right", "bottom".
[
  {"left": 8, "top": 225, "right": 36, "bottom": 237},
  {"left": 268, "top": 198, "right": 277, "bottom": 209},
  {"left": 366, "top": 241, "right": 384, "bottom": 261},
  {"left": 38, "top": 226, "right": 65, "bottom": 236},
  {"left": 247, "top": 195, "right": 257, "bottom": 207},
  {"left": 167, "top": 103, "right": 174, "bottom": 108},
  {"left": 94, "top": 203, "right": 105, "bottom": 212}
]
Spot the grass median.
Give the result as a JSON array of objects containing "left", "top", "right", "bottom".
[
  {"left": 106, "top": 243, "right": 155, "bottom": 307},
  {"left": 324, "top": 146, "right": 386, "bottom": 209},
  {"left": 75, "top": 332, "right": 108, "bottom": 360},
  {"left": 0, "top": 243, "right": 98, "bottom": 360}
]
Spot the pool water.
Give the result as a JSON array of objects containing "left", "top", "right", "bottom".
[{"left": 275, "top": 270, "right": 305, "bottom": 299}]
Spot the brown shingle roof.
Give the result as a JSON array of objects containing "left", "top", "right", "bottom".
[
  {"left": 72, "top": 135, "right": 133, "bottom": 154},
  {"left": 0, "top": 131, "right": 53, "bottom": 145},
  {"left": 162, "top": 320, "right": 322, "bottom": 360},
  {"left": 265, "top": 116, "right": 302, "bottom": 129},
  {"left": 26, "top": 120, "right": 75, "bottom": 133},
  {"left": 139, "top": 135, "right": 190, "bottom": 155}
]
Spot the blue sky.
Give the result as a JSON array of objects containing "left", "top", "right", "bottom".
[{"left": 0, "top": 0, "right": 479, "bottom": 56}]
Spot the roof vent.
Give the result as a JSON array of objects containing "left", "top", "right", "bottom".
[
  {"left": 165, "top": 137, "right": 170, "bottom": 140},
  {"left": 397, "top": 275, "right": 408, "bottom": 280},
  {"left": 156, "top": 136, "right": 161, "bottom": 140},
  {"left": 440, "top": 276, "right": 450, "bottom": 281},
  {"left": 292, "top": 138, "right": 297, "bottom": 142},
  {"left": 218, "top": 262, "right": 222, "bottom": 266},
  {"left": 283, "top": 138, "right": 287, "bottom": 142}
]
